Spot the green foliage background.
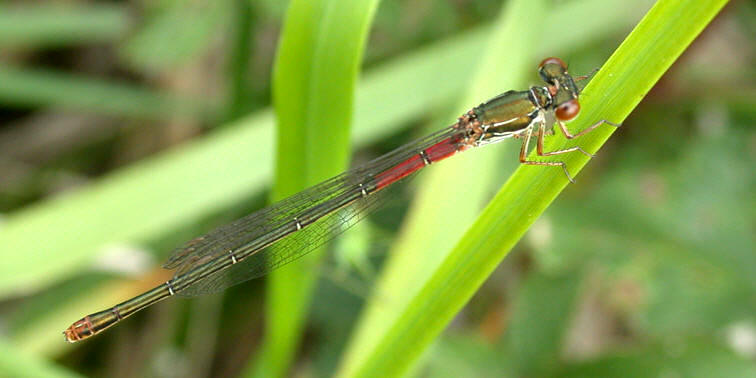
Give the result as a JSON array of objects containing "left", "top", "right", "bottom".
[{"left": 0, "top": 0, "right": 752, "bottom": 377}]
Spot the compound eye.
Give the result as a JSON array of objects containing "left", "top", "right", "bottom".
[
  {"left": 556, "top": 99, "right": 580, "bottom": 121},
  {"left": 539, "top": 57, "right": 567, "bottom": 70}
]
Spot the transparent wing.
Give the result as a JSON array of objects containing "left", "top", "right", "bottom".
[
  {"left": 164, "top": 126, "right": 461, "bottom": 296},
  {"left": 176, "top": 188, "right": 385, "bottom": 297},
  {"left": 163, "top": 170, "right": 351, "bottom": 272}
]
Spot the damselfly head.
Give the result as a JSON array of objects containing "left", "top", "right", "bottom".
[{"left": 538, "top": 57, "right": 581, "bottom": 121}]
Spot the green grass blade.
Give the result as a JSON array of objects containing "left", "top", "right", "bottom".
[
  {"left": 344, "top": 0, "right": 729, "bottom": 376},
  {"left": 118, "top": 0, "right": 232, "bottom": 73},
  {"left": 223, "top": 0, "right": 255, "bottom": 122},
  {"left": 247, "top": 1, "right": 379, "bottom": 376},
  {"left": 0, "top": 66, "right": 214, "bottom": 121},
  {"left": 0, "top": 4, "right": 129, "bottom": 48}
]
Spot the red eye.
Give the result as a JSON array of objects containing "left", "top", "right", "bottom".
[
  {"left": 539, "top": 57, "right": 567, "bottom": 70},
  {"left": 556, "top": 99, "right": 580, "bottom": 121}
]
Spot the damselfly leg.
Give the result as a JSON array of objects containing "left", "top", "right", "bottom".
[
  {"left": 519, "top": 121, "right": 578, "bottom": 183},
  {"left": 557, "top": 118, "right": 621, "bottom": 140},
  {"left": 520, "top": 118, "right": 621, "bottom": 183}
]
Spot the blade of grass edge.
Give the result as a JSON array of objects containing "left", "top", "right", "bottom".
[{"left": 346, "top": 0, "right": 729, "bottom": 376}]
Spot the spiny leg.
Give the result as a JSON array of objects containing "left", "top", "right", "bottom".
[
  {"left": 519, "top": 123, "right": 575, "bottom": 183},
  {"left": 558, "top": 119, "right": 621, "bottom": 140}
]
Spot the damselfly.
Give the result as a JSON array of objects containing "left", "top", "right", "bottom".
[{"left": 64, "top": 57, "right": 618, "bottom": 342}]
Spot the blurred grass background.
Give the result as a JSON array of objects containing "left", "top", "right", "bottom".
[{"left": 0, "top": 0, "right": 753, "bottom": 377}]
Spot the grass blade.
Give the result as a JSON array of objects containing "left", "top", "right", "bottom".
[
  {"left": 344, "top": 0, "right": 729, "bottom": 376},
  {"left": 0, "top": 4, "right": 128, "bottom": 48},
  {"left": 0, "top": 66, "right": 214, "bottom": 121},
  {"left": 247, "top": 1, "right": 379, "bottom": 376}
]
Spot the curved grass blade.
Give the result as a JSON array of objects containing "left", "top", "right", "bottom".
[
  {"left": 343, "top": 0, "right": 730, "bottom": 376},
  {"left": 247, "top": 1, "right": 379, "bottom": 376}
]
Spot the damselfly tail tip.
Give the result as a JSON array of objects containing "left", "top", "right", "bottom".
[
  {"left": 63, "top": 328, "right": 77, "bottom": 343},
  {"left": 63, "top": 317, "right": 92, "bottom": 343}
]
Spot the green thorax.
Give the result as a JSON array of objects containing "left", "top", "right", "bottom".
[{"left": 472, "top": 87, "right": 552, "bottom": 135}]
